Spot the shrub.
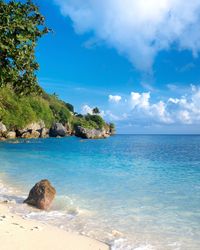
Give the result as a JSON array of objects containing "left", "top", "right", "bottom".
[
  {"left": 0, "top": 86, "right": 71, "bottom": 129},
  {"left": 48, "top": 95, "right": 72, "bottom": 124},
  {"left": 28, "top": 96, "right": 54, "bottom": 127},
  {"left": 0, "top": 86, "right": 36, "bottom": 129},
  {"left": 65, "top": 103, "right": 74, "bottom": 113},
  {"left": 85, "top": 114, "right": 105, "bottom": 129}
]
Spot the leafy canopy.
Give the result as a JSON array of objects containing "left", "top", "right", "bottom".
[
  {"left": 0, "top": 0, "right": 49, "bottom": 95},
  {"left": 92, "top": 107, "right": 100, "bottom": 114}
]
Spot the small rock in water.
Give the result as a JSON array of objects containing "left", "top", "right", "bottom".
[
  {"left": 3, "top": 199, "right": 16, "bottom": 204},
  {"left": 23, "top": 179, "right": 56, "bottom": 210},
  {"left": 2, "top": 199, "right": 9, "bottom": 203}
]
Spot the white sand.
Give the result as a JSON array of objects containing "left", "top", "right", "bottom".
[{"left": 0, "top": 203, "right": 110, "bottom": 250}]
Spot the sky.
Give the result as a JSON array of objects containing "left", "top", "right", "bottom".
[{"left": 34, "top": 0, "right": 200, "bottom": 134}]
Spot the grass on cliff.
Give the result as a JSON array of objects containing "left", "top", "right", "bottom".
[
  {"left": 0, "top": 86, "right": 72, "bottom": 130},
  {"left": 0, "top": 86, "right": 111, "bottom": 132},
  {"left": 73, "top": 114, "right": 106, "bottom": 130}
]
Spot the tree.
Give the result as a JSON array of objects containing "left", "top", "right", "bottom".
[
  {"left": 0, "top": 0, "right": 49, "bottom": 95},
  {"left": 85, "top": 114, "right": 105, "bottom": 129},
  {"left": 65, "top": 103, "right": 74, "bottom": 113},
  {"left": 109, "top": 122, "right": 115, "bottom": 134},
  {"left": 92, "top": 107, "right": 100, "bottom": 114}
]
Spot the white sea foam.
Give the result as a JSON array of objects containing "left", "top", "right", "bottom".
[
  {"left": 111, "top": 238, "right": 154, "bottom": 250},
  {"left": 24, "top": 210, "right": 72, "bottom": 221}
]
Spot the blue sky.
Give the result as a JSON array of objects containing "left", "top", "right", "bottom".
[{"left": 34, "top": 0, "right": 200, "bottom": 133}]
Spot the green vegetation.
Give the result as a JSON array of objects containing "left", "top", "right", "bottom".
[
  {"left": 0, "top": 0, "right": 49, "bottom": 95},
  {"left": 0, "top": 85, "right": 74, "bottom": 130},
  {"left": 0, "top": 86, "right": 52, "bottom": 129},
  {"left": 73, "top": 114, "right": 106, "bottom": 130},
  {"left": 92, "top": 107, "right": 100, "bottom": 115},
  {"left": 43, "top": 93, "right": 72, "bottom": 125},
  {"left": 0, "top": 0, "right": 115, "bottom": 134},
  {"left": 0, "top": 85, "right": 114, "bottom": 132},
  {"left": 109, "top": 122, "right": 115, "bottom": 134}
]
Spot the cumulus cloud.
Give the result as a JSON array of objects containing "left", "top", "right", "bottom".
[
  {"left": 81, "top": 104, "right": 93, "bottom": 115},
  {"left": 105, "top": 86, "right": 200, "bottom": 126},
  {"left": 108, "top": 95, "right": 122, "bottom": 103},
  {"left": 130, "top": 92, "right": 150, "bottom": 109},
  {"left": 81, "top": 104, "right": 105, "bottom": 117},
  {"left": 55, "top": 0, "right": 200, "bottom": 70}
]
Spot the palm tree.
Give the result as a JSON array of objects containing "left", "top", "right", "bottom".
[{"left": 92, "top": 107, "right": 100, "bottom": 114}]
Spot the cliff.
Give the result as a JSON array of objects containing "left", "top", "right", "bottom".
[{"left": 0, "top": 86, "right": 115, "bottom": 140}]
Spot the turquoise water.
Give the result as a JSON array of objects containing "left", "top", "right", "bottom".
[{"left": 0, "top": 135, "right": 200, "bottom": 249}]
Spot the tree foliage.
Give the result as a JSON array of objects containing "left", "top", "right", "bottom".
[
  {"left": 0, "top": 1, "right": 115, "bottom": 133},
  {"left": 109, "top": 122, "right": 115, "bottom": 134},
  {"left": 92, "top": 107, "right": 100, "bottom": 114},
  {"left": 0, "top": 0, "right": 49, "bottom": 95},
  {"left": 85, "top": 114, "right": 105, "bottom": 129},
  {"left": 65, "top": 102, "right": 74, "bottom": 113}
]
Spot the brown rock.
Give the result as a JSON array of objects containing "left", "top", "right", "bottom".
[
  {"left": 49, "top": 123, "right": 67, "bottom": 137},
  {"left": 24, "top": 121, "right": 45, "bottom": 131},
  {"left": 31, "top": 130, "right": 40, "bottom": 138},
  {"left": 21, "top": 132, "right": 31, "bottom": 139},
  {"left": 24, "top": 179, "right": 56, "bottom": 210},
  {"left": 0, "top": 122, "right": 7, "bottom": 137},
  {"left": 39, "top": 128, "right": 49, "bottom": 138},
  {"left": 6, "top": 131, "right": 16, "bottom": 139},
  {"left": 21, "top": 130, "right": 40, "bottom": 139},
  {"left": 75, "top": 126, "right": 110, "bottom": 139}
]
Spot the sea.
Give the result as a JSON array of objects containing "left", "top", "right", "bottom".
[{"left": 0, "top": 135, "right": 200, "bottom": 250}]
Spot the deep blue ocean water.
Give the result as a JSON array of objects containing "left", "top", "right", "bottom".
[{"left": 0, "top": 135, "right": 200, "bottom": 250}]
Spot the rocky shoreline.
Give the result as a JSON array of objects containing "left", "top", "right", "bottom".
[{"left": 0, "top": 121, "right": 114, "bottom": 141}]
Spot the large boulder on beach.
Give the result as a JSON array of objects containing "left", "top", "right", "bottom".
[
  {"left": 49, "top": 123, "right": 67, "bottom": 137},
  {"left": 24, "top": 179, "right": 56, "bottom": 210}
]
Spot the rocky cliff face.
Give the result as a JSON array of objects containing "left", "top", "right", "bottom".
[
  {"left": 0, "top": 122, "right": 7, "bottom": 137},
  {"left": 16, "top": 121, "right": 46, "bottom": 139},
  {"left": 0, "top": 121, "right": 114, "bottom": 141},
  {"left": 49, "top": 123, "right": 67, "bottom": 137},
  {"left": 74, "top": 126, "right": 111, "bottom": 139},
  {"left": 0, "top": 121, "right": 47, "bottom": 140}
]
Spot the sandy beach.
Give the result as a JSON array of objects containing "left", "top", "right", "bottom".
[{"left": 0, "top": 203, "right": 109, "bottom": 250}]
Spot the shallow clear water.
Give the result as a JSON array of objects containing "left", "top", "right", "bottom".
[{"left": 0, "top": 135, "right": 200, "bottom": 249}]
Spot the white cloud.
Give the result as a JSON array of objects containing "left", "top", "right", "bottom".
[
  {"left": 178, "top": 110, "right": 191, "bottom": 124},
  {"left": 130, "top": 92, "right": 150, "bottom": 109},
  {"left": 105, "top": 86, "right": 200, "bottom": 126},
  {"left": 55, "top": 0, "right": 200, "bottom": 70},
  {"left": 81, "top": 104, "right": 93, "bottom": 115},
  {"left": 81, "top": 104, "right": 105, "bottom": 117},
  {"left": 168, "top": 98, "right": 179, "bottom": 104},
  {"left": 108, "top": 95, "right": 122, "bottom": 103}
]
